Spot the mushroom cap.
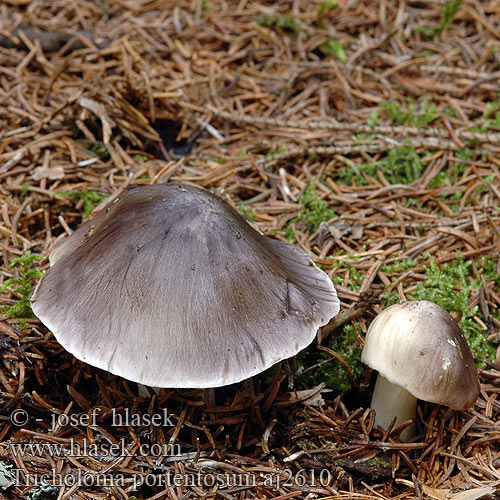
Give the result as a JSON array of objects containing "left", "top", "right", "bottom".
[
  {"left": 361, "top": 300, "right": 480, "bottom": 410},
  {"left": 32, "top": 183, "right": 340, "bottom": 388}
]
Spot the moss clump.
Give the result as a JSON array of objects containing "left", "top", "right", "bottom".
[
  {"left": 318, "top": 39, "right": 346, "bottom": 61},
  {"left": 59, "top": 190, "right": 109, "bottom": 218},
  {"left": 297, "top": 323, "right": 364, "bottom": 394},
  {"left": 131, "top": 154, "right": 150, "bottom": 162},
  {"left": 383, "top": 146, "right": 423, "bottom": 184},
  {"left": 427, "top": 149, "right": 472, "bottom": 188},
  {"left": 79, "top": 191, "right": 109, "bottom": 217},
  {"left": 368, "top": 457, "right": 391, "bottom": 468},
  {"left": 237, "top": 204, "right": 257, "bottom": 222},
  {"left": 255, "top": 12, "right": 301, "bottom": 34},
  {"left": 382, "top": 97, "right": 438, "bottom": 127},
  {"left": 283, "top": 179, "right": 336, "bottom": 242},
  {"left": 473, "top": 94, "right": 500, "bottom": 132},
  {"left": 417, "top": 0, "right": 462, "bottom": 37},
  {"left": 87, "top": 142, "right": 110, "bottom": 161},
  {"left": 266, "top": 146, "right": 286, "bottom": 156},
  {"left": 332, "top": 262, "right": 365, "bottom": 292},
  {"left": 334, "top": 161, "right": 377, "bottom": 186},
  {"left": 352, "top": 110, "right": 378, "bottom": 143},
  {"left": 316, "top": 0, "right": 339, "bottom": 26},
  {"left": 334, "top": 146, "right": 423, "bottom": 186},
  {"left": 380, "top": 259, "right": 417, "bottom": 274},
  {"left": 297, "top": 181, "right": 336, "bottom": 231},
  {"left": 0, "top": 251, "right": 44, "bottom": 319}
]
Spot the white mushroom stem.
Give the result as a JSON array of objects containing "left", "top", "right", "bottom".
[
  {"left": 204, "top": 388, "right": 216, "bottom": 408},
  {"left": 137, "top": 384, "right": 161, "bottom": 397},
  {"left": 370, "top": 374, "right": 417, "bottom": 441}
]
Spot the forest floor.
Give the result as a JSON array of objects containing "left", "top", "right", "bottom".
[{"left": 0, "top": 0, "right": 500, "bottom": 499}]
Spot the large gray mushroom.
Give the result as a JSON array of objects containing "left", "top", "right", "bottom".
[
  {"left": 361, "top": 300, "right": 480, "bottom": 440},
  {"left": 31, "top": 183, "right": 340, "bottom": 388}
]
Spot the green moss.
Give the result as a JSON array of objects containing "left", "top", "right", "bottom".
[
  {"left": 479, "top": 256, "right": 500, "bottom": 285},
  {"left": 481, "top": 96, "right": 500, "bottom": 129},
  {"left": 237, "top": 205, "right": 257, "bottom": 222},
  {"left": 454, "top": 173, "right": 498, "bottom": 209},
  {"left": 283, "top": 225, "right": 296, "bottom": 244},
  {"left": 282, "top": 178, "right": 336, "bottom": 242},
  {"left": 255, "top": 12, "right": 301, "bottom": 34},
  {"left": 19, "top": 182, "right": 32, "bottom": 202},
  {"left": 334, "top": 162, "right": 377, "bottom": 186},
  {"left": 203, "top": 157, "right": 225, "bottom": 165},
  {"left": 413, "top": 256, "right": 497, "bottom": 366},
  {"left": 318, "top": 39, "right": 346, "bottom": 61},
  {"left": 438, "top": 0, "right": 463, "bottom": 31},
  {"left": 315, "top": 257, "right": 334, "bottom": 271},
  {"left": 316, "top": 0, "right": 339, "bottom": 26},
  {"left": 353, "top": 110, "right": 379, "bottom": 143},
  {"left": 332, "top": 262, "right": 365, "bottom": 292},
  {"left": 380, "top": 259, "right": 417, "bottom": 274},
  {"left": 404, "top": 197, "right": 423, "bottom": 208},
  {"left": 383, "top": 290, "right": 401, "bottom": 307},
  {"left": 0, "top": 251, "right": 44, "bottom": 319},
  {"left": 444, "top": 107, "right": 458, "bottom": 118},
  {"left": 131, "top": 154, "right": 150, "bottom": 162},
  {"left": 71, "top": 122, "right": 84, "bottom": 139},
  {"left": 382, "top": 97, "right": 438, "bottom": 127},
  {"left": 79, "top": 141, "right": 110, "bottom": 161},
  {"left": 428, "top": 168, "right": 462, "bottom": 188},
  {"left": 367, "top": 110, "right": 379, "bottom": 127},
  {"left": 482, "top": 173, "right": 498, "bottom": 189},
  {"left": 59, "top": 190, "right": 109, "bottom": 218},
  {"left": 297, "top": 323, "right": 364, "bottom": 394},
  {"left": 454, "top": 148, "right": 476, "bottom": 163},
  {"left": 266, "top": 146, "right": 286, "bottom": 156},
  {"left": 384, "top": 147, "right": 424, "bottom": 183},
  {"left": 428, "top": 149, "right": 475, "bottom": 188},
  {"left": 437, "top": 190, "right": 462, "bottom": 213},
  {"left": 428, "top": 173, "right": 451, "bottom": 189},
  {"left": 80, "top": 191, "right": 109, "bottom": 217},
  {"left": 334, "top": 146, "right": 423, "bottom": 186},
  {"left": 415, "top": 0, "right": 462, "bottom": 37},
  {"left": 367, "top": 457, "right": 391, "bottom": 468},
  {"left": 297, "top": 180, "right": 336, "bottom": 230}
]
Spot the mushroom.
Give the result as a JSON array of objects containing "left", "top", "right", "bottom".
[
  {"left": 361, "top": 300, "right": 480, "bottom": 440},
  {"left": 31, "top": 183, "right": 340, "bottom": 388}
]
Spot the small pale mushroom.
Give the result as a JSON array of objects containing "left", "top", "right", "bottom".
[
  {"left": 361, "top": 300, "right": 480, "bottom": 441},
  {"left": 31, "top": 183, "right": 340, "bottom": 388}
]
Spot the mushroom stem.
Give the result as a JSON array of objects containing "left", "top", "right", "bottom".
[
  {"left": 137, "top": 384, "right": 161, "bottom": 397},
  {"left": 370, "top": 374, "right": 417, "bottom": 441},
  {"left": 204, "top": 388, "right": 216, "bottom": 408}
]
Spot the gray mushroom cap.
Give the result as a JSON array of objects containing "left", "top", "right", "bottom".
[
  {"left": 31, "top": 183, "right": 340, "bottom": 388},
  {"left": 361, "top": 300, "right": 480, "bottom": 410}
]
